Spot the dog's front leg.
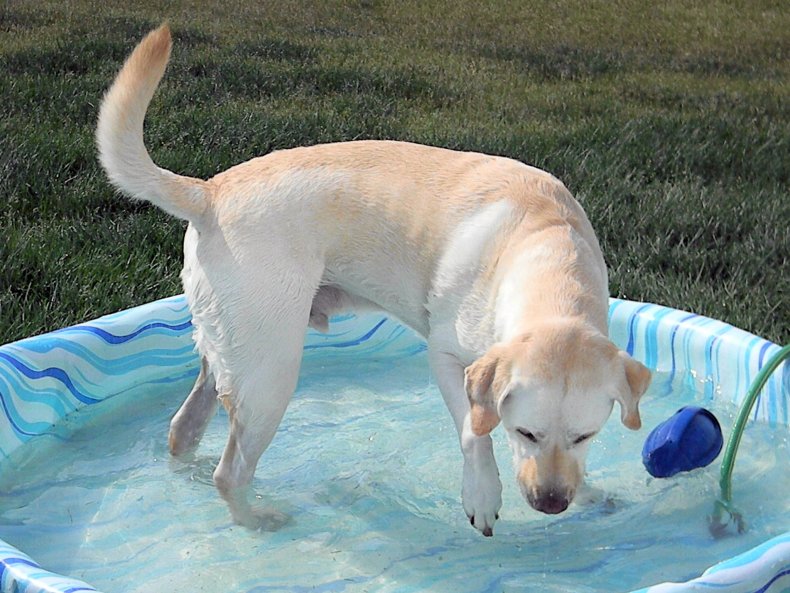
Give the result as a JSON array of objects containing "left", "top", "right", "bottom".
[{"left": 429, "top": 349, "right": 502, "bottom": 536}]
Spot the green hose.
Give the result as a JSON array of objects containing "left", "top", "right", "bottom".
[{"left": 710, "top": 343, "right": 790, "bottom": 537}]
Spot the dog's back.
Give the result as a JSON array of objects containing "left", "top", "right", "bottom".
[
  {"left": 202, "top": 139, "right": 570, "bottom": 331},
  {"left": 96, "top": 28, "right": 594, "bottom": 333}
]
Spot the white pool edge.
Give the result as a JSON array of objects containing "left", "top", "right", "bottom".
[{"left": 0, "top": 296, "right": 787, "bottom": 593}]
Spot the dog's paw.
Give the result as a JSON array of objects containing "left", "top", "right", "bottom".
[
  {"left": 234, "top": 505, "right": 291, "bottom": 532},
  {"left": 220, "top": 486, "right": 292, "bottom": 532},
  {"left": 252, "top": 507, "right": 291, "bottom": 531},
  {"left": 462, "top": 459, "right": 502, "bottom": 537}
]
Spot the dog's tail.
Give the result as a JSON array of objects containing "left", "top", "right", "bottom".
[{"left": 96, "top": 24, "right": 209, "bottom": 222}]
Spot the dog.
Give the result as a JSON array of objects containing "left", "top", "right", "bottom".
[{"left": 96, "top": 25, "right": 650, "bottom": 537}]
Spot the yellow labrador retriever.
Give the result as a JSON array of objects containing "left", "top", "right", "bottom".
[{"left": 97, "top": 25, "right": 650, "bottom": 537}]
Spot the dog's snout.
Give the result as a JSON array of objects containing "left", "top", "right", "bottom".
[{"left": 531, "top": 489, "right": 570, "bottom": 515}]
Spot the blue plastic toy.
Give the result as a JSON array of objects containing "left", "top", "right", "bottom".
[{"left": 642, "top": 406, "right": 724, "bottom": 478}]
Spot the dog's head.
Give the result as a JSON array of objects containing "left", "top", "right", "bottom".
[{"left": 464, "top": 320, "right": 650, "bottom": 515}]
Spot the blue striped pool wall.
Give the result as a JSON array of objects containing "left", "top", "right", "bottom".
[
  {"left": 608, "top": 298, "right": 787, "bottom": 426},
  {"left": 0, "top": 296, "right": 198, "bottom": 458},
  {"left": 0, "top": 295, "right": 787, "bottom": 593}
]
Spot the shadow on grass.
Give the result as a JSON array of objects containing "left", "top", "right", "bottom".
[
  {"left": 469, "top": 41, "right": 783, "bottom": 81},
  {"left": 175, "top": 57, "right": 459, "bottom": 109},
  {"left": 1, "top": 15, "right": 216, "bottom": 76}
]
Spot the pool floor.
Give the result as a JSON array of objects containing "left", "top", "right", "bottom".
[{"left": 1, "top": 352, "right": 788, "bottom": 593}]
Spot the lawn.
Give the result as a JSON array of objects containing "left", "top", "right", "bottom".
[{"left": 1, "top": 0, "right": 787, "bottom": 345}]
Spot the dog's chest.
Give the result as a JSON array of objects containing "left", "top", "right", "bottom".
[{"left": 423, "top": 200, "right": 514, "bottom": 357}]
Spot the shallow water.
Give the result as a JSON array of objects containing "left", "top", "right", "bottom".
[{"left": 0, "top": 351, "right": 788, "bottom": 593}]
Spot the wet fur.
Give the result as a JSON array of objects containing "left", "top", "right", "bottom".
[{"left": 97, "top": 25, "right": 650, "bottom": 536}]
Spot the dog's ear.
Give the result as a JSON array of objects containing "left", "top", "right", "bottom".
[
  {"left": 614, "top": 351, "right": 651, "bottom": 430},
  {"left": 464, "top": 345, "right": 510, "bottom": 436}
]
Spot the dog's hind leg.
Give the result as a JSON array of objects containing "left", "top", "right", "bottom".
[
  {"left": 211, "top": 270, "right": 319, "bottom": 530},
  {"left": 168, "top": 356, "right": 218, "bottom": 456},
  {"left": 213, "top": 338, "right": 307, "bottom": 530}
]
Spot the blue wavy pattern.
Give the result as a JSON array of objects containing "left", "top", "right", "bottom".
[
  {"left": 304, "top": 318, "right": 390, "bottom": 350},
  {"left": 0, "top": 297, "right": 199, "bottom": 462},
  {"left": 635, "top": 532, "right": 790, "bottom": 593},
  {"left": 0, "top": 352, "right": 99, "bottom": 405},
  {"left": 51, "top": 320, "right": 193, "bottom": 344},
  {"left": 0, "top": 295, "right": 787, "bottom": 593},
  {"left": 0, "top": 542, "right": 98, "bottom": 593}
]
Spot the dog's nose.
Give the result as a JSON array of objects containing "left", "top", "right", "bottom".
[{"left": 533, "top": 490, "right": 570, "bottom": 515}]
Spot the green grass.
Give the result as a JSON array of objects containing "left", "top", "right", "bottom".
[{"left": 1, "top": 0, "right": 788, "bottom": 345}]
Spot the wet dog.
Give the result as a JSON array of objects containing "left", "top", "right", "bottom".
[{"left": 97, "top": 25, "right": 650, "bottom": 536}]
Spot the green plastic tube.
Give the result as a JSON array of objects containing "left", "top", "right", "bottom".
[{"left": 711, "top": 343, "right": 789, "bottom": 536}]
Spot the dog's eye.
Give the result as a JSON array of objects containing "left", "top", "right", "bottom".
[
  {"left": 573, "top": 432, "right": 596, "bottom": 445},
  {"left": 517, "top": 428, "right": 539, "bottom": 443}
]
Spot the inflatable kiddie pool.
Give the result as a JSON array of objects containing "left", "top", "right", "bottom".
[{"left": 0, "top": 296, "right": 787, "bottom": 593}]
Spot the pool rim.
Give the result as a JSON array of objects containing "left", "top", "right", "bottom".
[{"left": 0, "top": 295, "right": 787, "bottom": 593}]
